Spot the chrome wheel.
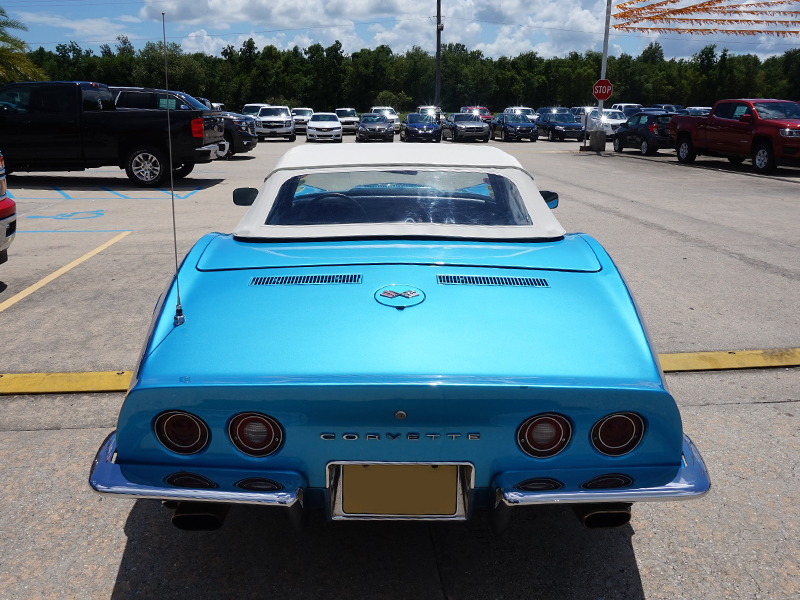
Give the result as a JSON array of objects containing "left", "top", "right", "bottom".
[
  {"left": 679, "top": 142, "right": 689, "bottom": 160},
  {"left": 640, "top": 140, "right": 648, "bottom": 156},
  {"left": 613, "top": 137, "right": 621, "bottom": 152},
  {"left": 131, "top": 152, "right": 162, "bottom": 183},
  {"left": 754, "top": 148, "right": 769, "bottom": 170}
]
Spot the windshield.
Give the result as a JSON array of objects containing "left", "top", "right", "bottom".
[
  {"left": 551, "top": 113, "right": 578, "bottom": 123},
  {"left": 173, "top": 93, "right": 208, "bottom": 110},
  {"left": 259, "top": 107, "right": 290, "bottom": 117},
  {"left": 453, "top": 114, "right": 481, "bottom": 122},
  {"left": 375, "top": 108, "right": 396, "bottom": 115},
  {"left": 266, "top": 170, "right": 532, "bottom": 227},
  {"left": 292, "top": 108, "right": 312, "bottom": 116},
  {"left": 604, "top": 110, "right": 626, "bottom": 120},
  {"left": 513, "top": 108, "right": 534, "bottom": 115},
  {"left": 241, "top": 105, "right": 262, "bottom": 115},
  {"left": 408, "top": 114, "right": 435, "bottom": 123},
  {"left": 336, "top": 109, "right": 357, "bottom": 117},
  {"left": 311, "top": 114, "right": 339, "bottom": 122},
  {"left": 506, "top": 114, "right": 531, "bottom": 123},
  {"left": 753, "top": 102, "right": 800, "bottom": 120},
  {"left": 472, "top": 108, "right": 490, "bottom": 115},
  {"left": 361, "top": 115, "right": 388, "bottom": 123}
]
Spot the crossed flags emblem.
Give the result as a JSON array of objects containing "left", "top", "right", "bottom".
[{"left": 380, "top": 290, "right": 419, "bottom": 299}]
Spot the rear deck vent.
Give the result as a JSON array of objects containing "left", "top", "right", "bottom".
[
  {"left": 437, "top": 274, "right": 549, "bottom": 288},
  {"left": 249, "top": 274, "right": 362, "bottom": 286}
]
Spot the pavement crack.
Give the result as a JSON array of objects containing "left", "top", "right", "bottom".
[
  {"left": 427, "top": 523, "right": 449, "bottom": 600},
  {"left": 684, "top": 399, "right": 799, "bottom": 407}
]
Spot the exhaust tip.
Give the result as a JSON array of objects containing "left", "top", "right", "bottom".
[
  {"left": 171, "top": 502, "right": 230, "bottom": 531},
  {"left": 572, "top": 503, "right": 632, "bottom": 529}
]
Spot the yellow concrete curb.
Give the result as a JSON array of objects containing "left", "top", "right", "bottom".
[
  {"left": 0, "top": 371, "right": 134, "bottom": 395},
  {"left": 1, "top": 348, "right": 798, "bottom": 395},
  {"left": 659, "top": 348, "right": 800, "bottom": 373}
]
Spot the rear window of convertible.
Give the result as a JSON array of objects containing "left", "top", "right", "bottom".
[{"left": 265, "top": 170, "right": 533, "bottom": 226}]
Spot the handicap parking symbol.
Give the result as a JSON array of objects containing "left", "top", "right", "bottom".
[{"left": 27, "top": 210, "right": 105, "bottom": 220}]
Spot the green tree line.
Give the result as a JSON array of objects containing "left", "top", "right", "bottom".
[{"left": 21, "top": 37, "right": 800, "bottom": 112}]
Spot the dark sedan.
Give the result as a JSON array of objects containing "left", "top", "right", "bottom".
[
  {"left": 613, "top": 112, "right": 675, "bottom": 155},
  {"left": 221, "top": 112, "right": 258, "bottom": 157},
  {"left": 400, "top": 113, "right": 442, "bottom": 142},
  {"left": 442, "top": 113, "right": 490, "bottom": 142},
  {"left": 490, "top": 113, "right": 538, "bottom": 142},
  {"left": 537, "top": 112, "right": 584, "bottom": 141},
  {"left": 355, "top": 113, "right": 394, "bottom": 142}
]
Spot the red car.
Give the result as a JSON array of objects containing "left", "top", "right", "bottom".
[
  {"left": 670, "top": 99, "right": 800, "bottom": 174},
  {"left": 460, "top": 106, "right": 494, "bottom": 123},
  {"left": 0, "top": 152, "right": 15, "bottom": 265}
]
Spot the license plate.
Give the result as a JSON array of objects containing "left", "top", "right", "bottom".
[{"left": 342, "top": 464, "right": 458, "bottom": 516}]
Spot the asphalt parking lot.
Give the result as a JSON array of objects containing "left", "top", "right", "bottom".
[{"left": 1, "top": 137, "right": 798, "bottom": 599}]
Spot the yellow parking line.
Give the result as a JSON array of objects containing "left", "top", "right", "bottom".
[
  {"left": 1, "top": 348, "right": 798, "bottom": 395},
  {"left": 0, "top": 371, "right": 134, "bottom": 394},
  {"left": 0, "top": 231, "right": 131, "bottom": 314},
  {"left": 659, "top": 348, "right": 800, "bottom": 373}
]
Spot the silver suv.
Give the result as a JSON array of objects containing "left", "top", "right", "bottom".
[
  {"left": 256, "top": 105, "right": 295, "bottom": 142},
  {"left": 369, "top": 106, "right": 399, "bottom": 132},
  {"left": 335, "top": 108, "right": 360, "bottom": 133}
]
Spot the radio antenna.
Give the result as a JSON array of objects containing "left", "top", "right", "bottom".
[{"left": 162, "top": 13, "right": 184, "bottom": 326}]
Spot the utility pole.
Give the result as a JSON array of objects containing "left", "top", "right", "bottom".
[
  {"left": 599, "top": 0, "right": 612, "bottom": 115},
  {"left": 435, "top": 0, "right": 443, "bottom": 107}
]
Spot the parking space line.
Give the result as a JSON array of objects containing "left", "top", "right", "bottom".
[
  {"left": 0, "top": 231, "right": 131, "bottom": 314},
  {"left": 660, "top": 348, "right": 800, "bottom": 372},
  {"left": 20, "top": 230, "right": 134, "bottom": 233},
  {"left": 0, "top": 371, "right": 133, "bottom": 395},
  {"left": 2, "top": 348, "right": 798, "bottom": 395}
]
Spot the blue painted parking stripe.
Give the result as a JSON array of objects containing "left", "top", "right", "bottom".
[
  {"left": 100, "top": 187, "right": 131, "bottom": 199},
  {"left": 52, "top": 187, "right": 72, "bottom": 199},
  {"left": 19, "top": 229, "right": 134, "bottom": 233}
]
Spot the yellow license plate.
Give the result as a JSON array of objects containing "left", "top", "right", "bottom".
[{"left": 342, "top": 464, "right": 458, "bottom": 516}]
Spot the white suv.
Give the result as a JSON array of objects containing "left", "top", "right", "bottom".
[
  {"left": 291, "top": 107, "right": 313, "bottom": 131},
  {"left": 370, "top": 106, "right": 399, "bottom": 132},
  {"left": 256, "top": 105, "right": 295, "bottom": 142},
  {"left": 335, "top": 108, "right": 360, "bottom": 133}
]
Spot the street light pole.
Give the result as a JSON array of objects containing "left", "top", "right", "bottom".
[{"left": 435, "top": 0, "right": 443, "bottom": 107}]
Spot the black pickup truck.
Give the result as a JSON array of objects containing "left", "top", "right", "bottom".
[{"left": 0, "top": 81, "right": 226, "bottom": 186}]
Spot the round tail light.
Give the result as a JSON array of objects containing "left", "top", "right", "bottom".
[
  {"left": 591, "top": 412, "right": 644, "bottom": 456},
  {"left": 229, "top": 413, "right": 283, "bottom": 457},
  {"left": 154, "top": 411, "right": 209, "bottom": 454},
  {"left": 517, "top": 413, "right": 572, "bottom": 458}
]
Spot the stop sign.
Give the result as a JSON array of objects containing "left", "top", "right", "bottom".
[{"left": 593, "top": 79, "right": 613, "bottom": 101}]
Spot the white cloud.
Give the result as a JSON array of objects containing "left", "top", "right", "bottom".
[{"left": 18, "top": 13, "right": 129, "bottom": 40}]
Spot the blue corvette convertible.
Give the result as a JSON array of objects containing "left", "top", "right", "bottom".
[{"left": 90, "top": 145, "right": 709, "bottom": 531}]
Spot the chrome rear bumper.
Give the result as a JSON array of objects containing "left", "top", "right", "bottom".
[
  {"left": 496, "top": 434, "right": 710, "bottom": 506},
  {"left": 88, "top": 432, "right": 303, "bottom": 507}
]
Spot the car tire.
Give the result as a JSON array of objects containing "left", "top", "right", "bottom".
[
  {"left": 752, "top": 143, "right": 776, "bottom": 174},
  {"left": 125, "top": 145, "right": 167, "bottom": 187},
  {"left": 434, "top": 136, "right": 441, "bottom": 143},
  {"left": 500, "top": 129, "right": 506, "bottom": 142},
  {"left": 548, "top": 130, "right": 555, "bottom": 142},
  {"left": 173, "top": 162, "right": 195, "bottom": 179},
  {"left": 336, "top": 138, "right": 343, "bottom": 143},
  {"left": 640, "top": 139, "right": 652, "bottom": 156},
  {"left": 451, "top": 131, "right": 458, "bottom": 143},
  {"left": 613, "top": 137, "right": 622, "bottom": 152},
  {"left": 305, "top": 136, "right": 311, "bottom": 143},
  {"left": 483, "top": 134, "right": 490, "bottom": 142},
  {"left": 727, "top": 156, "right": 745, "bottom": 165},
  {"left": 288, "top": 133, "right": 296, "bottom": 142},
  {"left": 676, "top": 137, "right": 696, "bottom": 164}
]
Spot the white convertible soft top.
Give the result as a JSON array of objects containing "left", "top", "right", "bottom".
[{"left": 233, "top": 145, "right": 567, "bottom": 240}]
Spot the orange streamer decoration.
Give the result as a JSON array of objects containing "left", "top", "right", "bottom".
[{"left": 613, "top": 0, "right": 800, "bottom": 36}]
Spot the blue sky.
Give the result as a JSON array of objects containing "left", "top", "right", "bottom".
[{"left": 9, "top": 0, "right": 799, "bottom": 59}]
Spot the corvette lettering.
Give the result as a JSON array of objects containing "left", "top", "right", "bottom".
[{"left": 320, "top": 432, "right": 479, "bottom": 440}]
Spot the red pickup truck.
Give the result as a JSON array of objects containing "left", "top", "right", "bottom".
[{"left": 670, "top": 99, "right": 800, "bottom": 174}]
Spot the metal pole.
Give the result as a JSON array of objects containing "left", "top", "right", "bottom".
[
  {"left": 435, "top": 0, "right": 442, "bottom": 108},
  {"left": 598, "top": 0, "right": 612, "bottom": 114}
]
